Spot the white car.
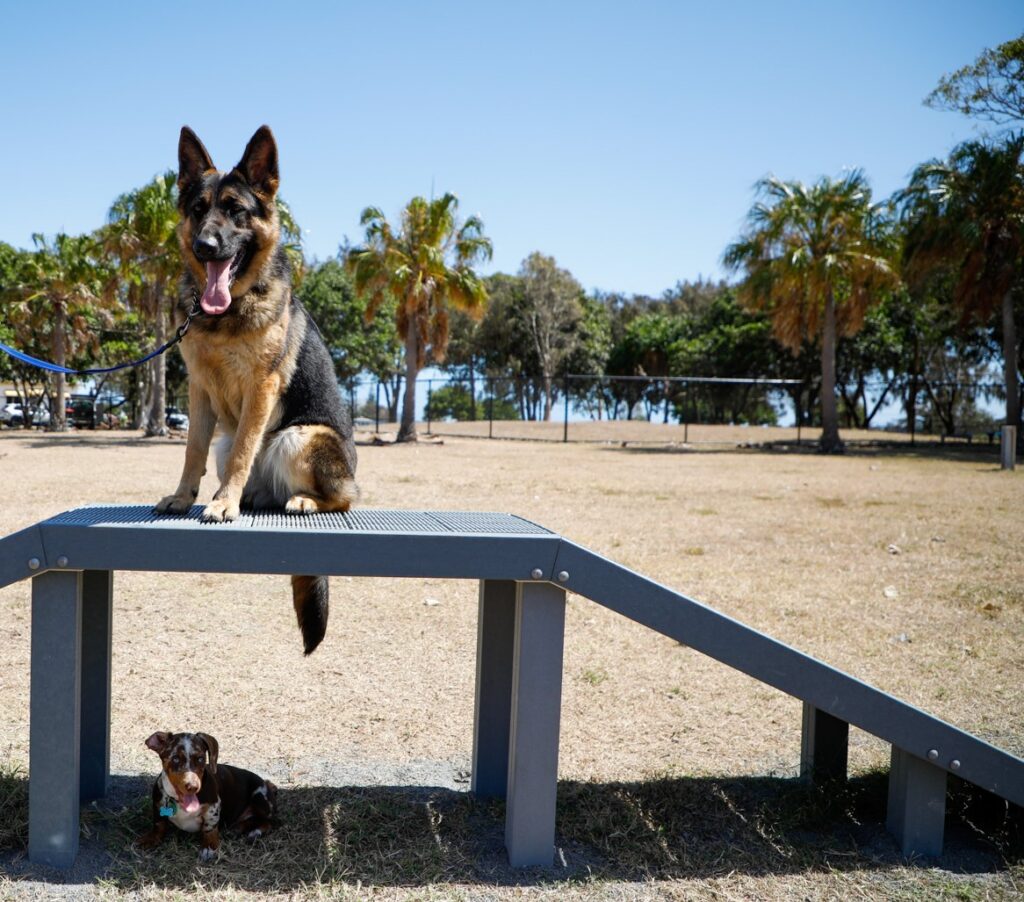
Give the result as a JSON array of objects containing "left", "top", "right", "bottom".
[{"left": 1, "top": 403, "right": 50, "bottom": 427}]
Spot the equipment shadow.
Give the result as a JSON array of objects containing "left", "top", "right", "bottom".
[
  {"left": 607, "top": 440, "right": 1010, "bottom": 464},
  {"left": 1, "top": 771, "right": 1019, "bottom": 892}
]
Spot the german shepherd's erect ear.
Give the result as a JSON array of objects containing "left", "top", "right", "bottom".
[
  {"left": 178, "top": 126, "right": 214, "bottom": 196},
  {"left": 235, "top": 125, "right": 279, "bottom": 199}
]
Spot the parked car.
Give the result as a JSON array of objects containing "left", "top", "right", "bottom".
[
  {"left": 1, "top": 403, "right": 50, "bottom": 427},
  {"left": 66, "top": 397, "right": 96, "bottom": 429},
  {"left": 165, "top": 406, "right": 189, "bottom": 431}
]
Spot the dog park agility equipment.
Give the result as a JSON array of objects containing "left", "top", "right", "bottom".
[{"left": 1, "top": 505, "right": 1022, "bottom": 869}]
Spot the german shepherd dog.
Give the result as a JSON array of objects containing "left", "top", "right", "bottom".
[{"left": 155, "top": 125, "right": 358, "bottom": 655}]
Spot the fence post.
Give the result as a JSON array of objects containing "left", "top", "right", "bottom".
[
  {"left": 426, "top": 379, "right": 432, "bottom": 435},
  {"left": 489, "top": 379, "right": 494, "bottom": 440},
  {"left": 683, "top": 383, "right": 689, "bottom": 444},
  {"left": 563, "top": 376, "right": 569, "bottom": 443},
  {"left": 1002, "top": 425, "right": 1017, "bottom": 471},
  {"left": 375, "top": 382, "right": 380, "bottom": 434}
]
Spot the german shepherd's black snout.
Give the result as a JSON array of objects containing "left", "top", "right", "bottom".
[{"left": 192, "top": 234, "right": 220, "bottom": 261}]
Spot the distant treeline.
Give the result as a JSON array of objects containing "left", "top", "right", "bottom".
[{"left": 1, "top": 33, "right": 1022, "bottom": 449}]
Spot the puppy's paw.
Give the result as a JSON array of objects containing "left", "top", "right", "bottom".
[
  {"left": 155, "top": 493, "right": 193, "bottom": 515},
  {"left": 245, "top": 827, "right": 265, "bottom": 841},
  {"left": 198, "top": 845, "right": 218, "bottom": 862},
  {"left": 135, "top": 829, "right": 163, "bottom": 850},
  {"left": 202, "top": 497, "right": 240, "bottom": 522}
]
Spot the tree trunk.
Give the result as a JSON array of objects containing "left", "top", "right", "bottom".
[
  {"left": 469, "top": 356, "right": 477, "bottom": 421},
  {"left": 1001, "top": 288, "right": 1021, "bottom": 451},
  {"left": 50, "top": 300, "right": 67, "bottom": 432},
  {"left": 819, "top": 290, "right": 843, "bottom": 452},
  {"left": 145, "top": 297, "right": 169, "bottom": 437},
  {"left": 397, "top": 327, "right": 419, "bottom": 442},
  {"left": 541, "top": 372, "right": 553, "bottom": 421}
]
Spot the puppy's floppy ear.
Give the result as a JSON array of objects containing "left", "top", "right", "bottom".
[
  {"left": 235, "top": 125, "right": 279, "bottom": 197},
  {"left": 178, "top": 126, "right": 214, "bottom": 195},
  {"left": 145, "top": 731, "right": 172, "bottom": 755},
  {"left": 195, "top": 732, "right": 219, "bottom": 774}
]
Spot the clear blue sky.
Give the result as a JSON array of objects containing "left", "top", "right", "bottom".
[{"left": 1, "top": 1, "right": 1020, "bottom": 297}]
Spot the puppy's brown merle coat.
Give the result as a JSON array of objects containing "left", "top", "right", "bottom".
[
  {"left": 136, "top": 731, "right": 277, "bottom": 860},
  {"left": 155, "top": 125, "right": 357, "bottom": 654}
]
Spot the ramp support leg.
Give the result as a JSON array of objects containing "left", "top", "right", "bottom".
[
  {"left": 800, "top": 702, "right": 848, "bottom": 782},
  {"left": 29, "top": 570, "right": 83, "bottom": 869},
  {"left": 505, "top": 581, "right": 566, "bottom": 867},
  {"left": 472, "top": 579, "right": 516, "bottom": 798},
  {"left": 80, "top": 570, "right": 112, "bottom": 803},
  {"left": 887, "top": 746, "right": 947, "bottom": 858}
]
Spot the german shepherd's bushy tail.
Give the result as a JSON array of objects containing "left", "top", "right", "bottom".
[{"left": 292, "top": 575, "right": 329, "bottom": 655}]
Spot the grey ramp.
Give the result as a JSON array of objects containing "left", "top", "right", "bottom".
[{"left": 550, "top": 539, "right": 1024, "bottom": 809}]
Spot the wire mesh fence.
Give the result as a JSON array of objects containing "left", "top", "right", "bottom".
[
  {"left": 151, "top": 371, "right": 1020, "bottom": 449},
  {"left": 338, "top": 373, "right": 1016, "bottom": 447}
]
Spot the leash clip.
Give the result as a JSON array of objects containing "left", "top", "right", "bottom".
[{"left": 175, "top": 292, "right": 202, "bottom": 342}]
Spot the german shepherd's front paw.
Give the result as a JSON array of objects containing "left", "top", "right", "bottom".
[
  {"left": 202, "top": 497, "right": 241, "bottom": 522},
  {"left": 155, "top": 493, "right": 194, "bottom": 515}
]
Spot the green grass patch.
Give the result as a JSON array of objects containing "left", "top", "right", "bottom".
[
  {"left": 581, "top": 668, "right": 609, "bottom": 687},
  {"left": 0, "top": 758, "right": 27, "bottom": 851}
]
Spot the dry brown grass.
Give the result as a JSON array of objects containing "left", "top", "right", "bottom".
[{"left": 0, "top": 428, "right": 1021, "bottom": 900}]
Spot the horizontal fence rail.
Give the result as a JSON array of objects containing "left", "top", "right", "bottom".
[{"left": 7, "top": 372, "right": 1019, "bottom": 454}]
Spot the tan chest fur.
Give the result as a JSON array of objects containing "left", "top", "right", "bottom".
[{"left": 180, "top": 307, "right": 299, "bottom": 431}]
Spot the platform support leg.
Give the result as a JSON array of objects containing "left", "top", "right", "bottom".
[
  {"left": 472, "top": 579, "right": 516, "bottom": 799},
  {"left": 887, "top": 746, "right": 947, "bottom": 858},
  {"left": 505, "top": 581, "right": 566, "bottom": 867},
  {"left": 29, "top": 570, "right": 83, "bottom": 869},
  {"left": 800, "top": 702, "right": 848, "bottom": 782},
  {"left": 80, "top": 570, "right": 112, "bottom": 803}
]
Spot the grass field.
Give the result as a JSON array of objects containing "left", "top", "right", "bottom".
[{"left": 0, "top": 427, "right": 1021, "bottom": 900}]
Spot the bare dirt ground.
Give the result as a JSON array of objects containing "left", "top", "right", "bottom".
[{"left": 0, "top": 427, "right": 1021, "bottom": 900}]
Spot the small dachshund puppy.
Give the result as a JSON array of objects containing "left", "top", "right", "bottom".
[{"left": 136, "top": 731, "right": 277, "bottom": 860}]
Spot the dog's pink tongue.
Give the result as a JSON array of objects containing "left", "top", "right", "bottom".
[
  {"left": 201, "top": 259, "right": 233, "bottom": 315},
  {"left": 181, "top": 793, "right": 201, "bottom": 814}
]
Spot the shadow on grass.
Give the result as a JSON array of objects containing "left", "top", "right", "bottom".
[
  {"left": 10, "top": 435, "right": 184, "bottom": 450},
  {"left": 606, "top": 438, "right": 1014, "bottom": 465},
  {"left": 1, "top": 766, "right": 1021, "bottom": 893}
]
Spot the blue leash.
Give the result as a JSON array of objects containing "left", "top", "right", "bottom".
[{"left": 0, "top": 295, "right": 202, "bottom": 377}]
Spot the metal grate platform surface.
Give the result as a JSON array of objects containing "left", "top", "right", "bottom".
[{"left": 43, "top": 505, "right": 553, "bottom": 535}]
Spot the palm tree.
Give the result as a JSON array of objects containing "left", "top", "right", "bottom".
[
  {"left": 3, "top": 233, "right": 113, "bottom": 430},
  {"left": 898, "top": 134, "right": 1024, "bottom": 449},
  {"left": 105, "top": 172, "right": 180, "bottom": 435},
  {"left": 724, "top": 172, "right": 897, "bottom": 452},
  {"left": 276, "top": 197, "right": 306, "bottom": 290},
  {"left": 347, "top": 193, "right": 492, "bottom": 442}
]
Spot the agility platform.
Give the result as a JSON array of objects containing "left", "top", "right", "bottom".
[{"left": 0, "top": 505, "right": 1021, "bottom": 869}]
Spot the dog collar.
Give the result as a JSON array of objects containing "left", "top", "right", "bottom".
[{"left": 160, "top": 800, "right": 178, "bottom": 817}]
